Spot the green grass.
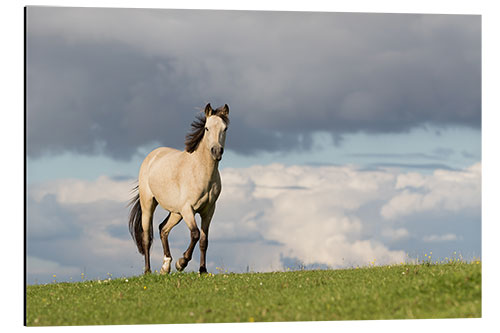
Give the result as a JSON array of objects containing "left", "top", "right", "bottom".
[{"left": 26, "top": 262, "right": 481, "bottom": 326}]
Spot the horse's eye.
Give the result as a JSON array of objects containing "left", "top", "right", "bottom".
[
  {"left": 223, "top": 128, "right": 227, "bottom": 132},
  {"left": 205, "top": 128, "right": 208, "bottom": 132}
]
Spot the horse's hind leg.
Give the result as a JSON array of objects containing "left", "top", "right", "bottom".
[
  {"left": 140, "top": 195, "right": 157, "bottom": 274},
  {"left": 159, "top": 212, "right": 183, "bottom": 274},
  {"left": 176, "top": 206, "right": 200, "bottom": 272}
]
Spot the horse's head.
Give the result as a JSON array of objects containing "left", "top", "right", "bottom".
[{"left": 203, "top": 103, "right": 229, "bottom": 161}]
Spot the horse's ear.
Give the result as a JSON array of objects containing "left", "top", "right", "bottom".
[
  {"left": 204, "top": 103, "right": 213, "bottom": 116},
  {"left": 220, "top": 104, "right": 229, "bottom": 116}
]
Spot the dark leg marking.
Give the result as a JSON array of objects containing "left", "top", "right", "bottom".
[
  {"left": 143, "top": 239, "right": 152, "bottom": 274},
  {"left": 199, "top": 233, "right": 208, "bottom": 273},
  {"left": 159, "top": 213, "right": 172, "bottom": 258},
  {"left": 199, "top": 207, "right": 214, "bottom": 274},
  {"left": 176, "top": 228, "right": 200, "bottom": 271}
]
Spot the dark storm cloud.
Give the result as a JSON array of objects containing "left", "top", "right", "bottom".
[
  {"left": 27, "top": 35, "right": 197, "bottom": 159},
  {"left": 26, "top": 7, "right": 481, "bottom": 160}
]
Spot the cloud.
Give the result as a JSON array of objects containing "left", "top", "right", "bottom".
[
  {"left": 27, "top": 178, "right": 142, "bottom": 282},
  {"left": 380, "top": 162, "right": 481, "bottom": 220},
  {"left": 423, "top": 233, "right": 461, "bottom": 242},
  {"left": 382, "top": 228, "right": 410, "bottom": 241},
  {"left": 26, "top": 162, "right": 481, "bottom": 283},
  {"left": 29, "top": 175, "right": 134, "bottom": 204},
  {"left": 217, "top": 164, "right": 406, "bottom": 268},
  {"left": 27, "top": 256, "right": 81, "bottom": 279},
  {"left": 27, "top": 194, "right": 78, "bottom": 241},
  {"left": 26, "top": 7, "right": 480, "bottom": 160}
]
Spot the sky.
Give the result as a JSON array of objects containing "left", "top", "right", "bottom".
[{"left": 25, "top": 6, "right": 481, "bottom": 284}]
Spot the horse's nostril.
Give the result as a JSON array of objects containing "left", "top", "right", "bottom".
[{"left": 211, "top": 147, "right": 223, "bottom": 157}]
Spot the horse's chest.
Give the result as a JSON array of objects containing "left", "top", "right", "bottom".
[{"left": 192, "top": 181, "right": 220, "bottom": 212}]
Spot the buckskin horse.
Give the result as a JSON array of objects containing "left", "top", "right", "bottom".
[{"left": 128, "top": 103, "right": 229, "bottom": 274}]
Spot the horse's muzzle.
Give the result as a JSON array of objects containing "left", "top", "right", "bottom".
[{"left": 211, "top": 146, "right": 224, "bottom": 161}]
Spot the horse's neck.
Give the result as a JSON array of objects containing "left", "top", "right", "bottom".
[{"left": 190, "top": 144, "right": 219, "bottom": 180}]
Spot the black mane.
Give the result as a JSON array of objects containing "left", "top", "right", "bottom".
[{"left": 184, "top": 114, "right": 206, "bottom": 153}]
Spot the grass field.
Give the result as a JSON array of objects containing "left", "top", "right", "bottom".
[{"left": 26, "top": 262, "right": 481, "bottom": 326}]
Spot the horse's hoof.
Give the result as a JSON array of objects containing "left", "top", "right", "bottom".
[
  {"left": 199, "top": 267, "right": 208, "bottom": 274},
  {"left": 144, "top": 269, "right": 151, "bottom": 275},
  {"left": 176, "top": 258, "right": 187, "bottom": 271}
]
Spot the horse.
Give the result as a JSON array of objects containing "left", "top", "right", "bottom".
[{"left": 128, "top": 103, "right": 229, "bottom": 275}]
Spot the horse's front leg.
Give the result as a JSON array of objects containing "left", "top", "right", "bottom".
[
  {"left": 159, "top": 212, "right": 183, "bottom": 274},
  {"left": 175, "top": 206, "right": 200, "bottom": 271},
  {"left": 199, "top": 205, "right": 215, "bottom": 274}
]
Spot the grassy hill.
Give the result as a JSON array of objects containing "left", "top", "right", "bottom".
[{"left": 26, "top": 262, "right": 481, "bottom": 326}]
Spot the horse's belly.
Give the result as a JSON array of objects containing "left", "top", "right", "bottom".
[
  {"left": 153, "top": 187, "right": 183, "bottom": 213},
  {"left": 153, "top": 184, "right": 214, "bottom": 214}
]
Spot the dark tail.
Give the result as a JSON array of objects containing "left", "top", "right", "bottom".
[{"left": 128, "top": 185, "right": 152, "bottom": 255}]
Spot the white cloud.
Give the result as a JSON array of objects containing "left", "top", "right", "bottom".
[
  {"left": 29, "top": 175, "right": 134, "bottom": 204},
  {"left": 423, "top": 233, "right": 461, "bottom": 243},
  {"left": 218, "top": 164, "right": 405, "bottom": 268},
  {"left": 381, "top": 228, "right": 410, "bottom": 241},
  {"left": 380, "top": 162, "right": 481, "bottom": 220}
]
